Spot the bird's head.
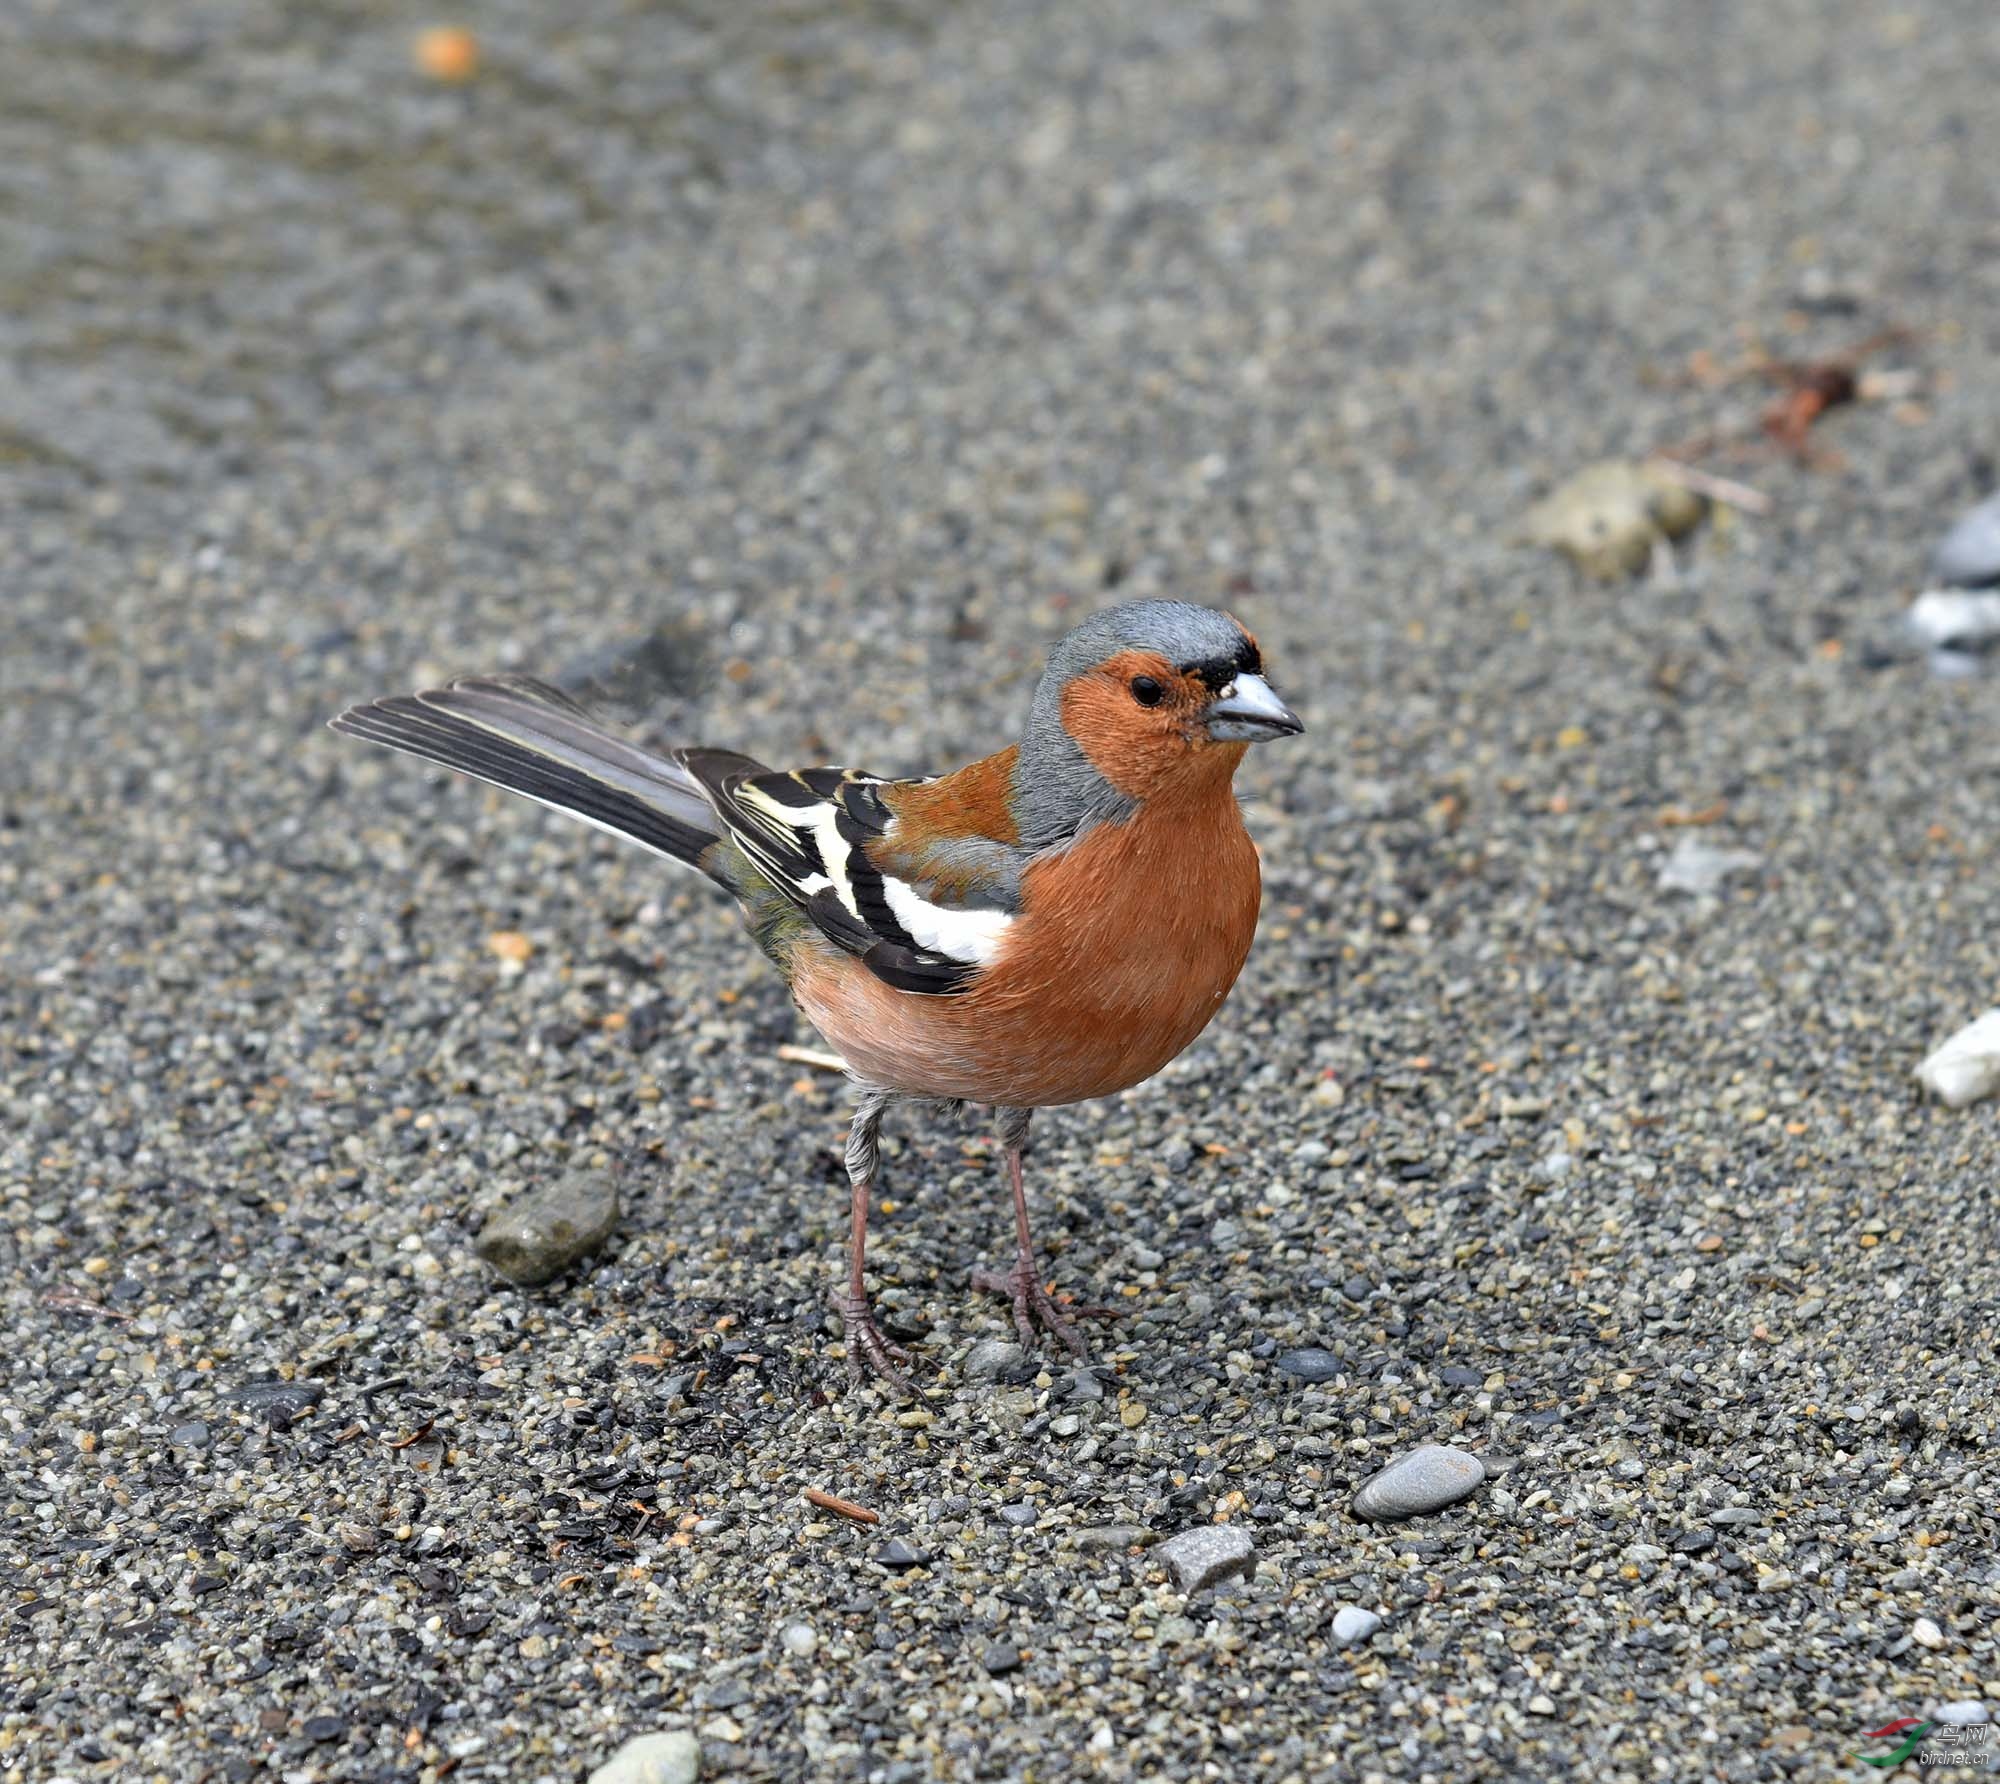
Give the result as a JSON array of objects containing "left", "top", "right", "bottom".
[{"left": 1013, "top": 600, "right": 1302, "bottom": 845}]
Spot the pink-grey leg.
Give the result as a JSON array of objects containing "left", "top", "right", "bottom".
[{"left": 971, "top": 1109, "right": 1118, "bottom": 1357}]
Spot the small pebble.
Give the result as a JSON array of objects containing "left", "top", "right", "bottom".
[
  {"left": 779, "top": 1623, "right": 817, "bottom": 1658},
  {"left": 962, "top": 1339, "right": 1030, "bottom": 1383},
  {"left": 1153, "top": 1525, "right": 1256, "bottom": 1593},
  {"left": 981, "top": 1642, "right": 1022, "bottom": 1676},
  {"left": 169, "top": 1421, "right": 211, "bottom": 1449},
  {"left": 997, "top": 1502, "right": 1038, "bottom": 1528},
  {"left": 1275, "top": 1348, "right": 1341, "bottom": 1384},
  {"left": 1351, "top": 1444, "right": 1487, "bottom": 1521},
  {"left": 1915, "top": 1010, "right": 2000, "bottom": 1109},
  {"left": 1912, "top": 1616, "right": 1946, "bottom": 1650},
  {"left": 587, "top": 1730, "right": 699, "bottom": 1784},
  {"left": 1526, "top": 1694, "right": 1557, "bottom": 1717},
  {"left": 1657, "top": 837, "right": 1760, "bottom": 897},
  {"left": 475, "top": 1171, "right": 620, "bottom": 1285},
  {"left": 1933, "top": 491, "right": 2000, "bottom": 587},
  {"left": 231, "top": 1381, "right": 325, "bottom": 1428},
  {"left": 1515, "top": 458, "right": 1705, "bottom": 579},
  {"left": 1331, "top": 1606, "right": 1381, "bottom": 1645},
  {"left": 1935, "top": 1701, "right": 1989, "bottom": 1726},
  {"left": 1905, "top": 587, "right": 2000, "bottom": 651},
  {"left": 874, "top": 1540, "right": 929, "bottom": 1570}
]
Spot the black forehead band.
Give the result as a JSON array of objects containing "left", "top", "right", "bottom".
[{"left": 1177, "top": 637, "right": 1261, "bottom": 690}]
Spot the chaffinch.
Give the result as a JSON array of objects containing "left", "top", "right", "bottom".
[{"left": 332, "top": 599, "right": 1302, "bottom": 1390}]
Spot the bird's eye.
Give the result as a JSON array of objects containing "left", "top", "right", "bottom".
[{"left": 1130, "top": 675, "right": 1165, "bottom": 707}]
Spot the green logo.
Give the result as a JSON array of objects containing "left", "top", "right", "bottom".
[{"left": 1854, "top": 1718, "right": 1936, "bottom": 1768}]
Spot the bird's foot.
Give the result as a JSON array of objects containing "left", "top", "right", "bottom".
[
  {"left": 831, "top": 1290, "right": 915, "bottom": 1396},
  {"left": 970, "top": 1259, "right": 1119, "bottom": 1359}
]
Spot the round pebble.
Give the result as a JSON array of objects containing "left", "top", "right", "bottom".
[
  {"left": 1331, "top": 1606, "right": 1382, "bottom": 1645},
  {"left": 1351, "top": 1445, "right": 1489, "bottom": 1522},
  {"left": 1274, "top": 1348, "right": 1341, "bottom": 1383}
]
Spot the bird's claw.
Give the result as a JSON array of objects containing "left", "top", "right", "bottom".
[
  {"left": 831, "top": 1290, "right": 915, "bottom": 1396},
  {"left": 971, "top": 1260, "right": 1118, "bottom": 1359}
]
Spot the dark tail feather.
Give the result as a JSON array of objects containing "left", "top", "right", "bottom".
[{"left": 330, "top": 674, "right": 734, "bottom": 877}]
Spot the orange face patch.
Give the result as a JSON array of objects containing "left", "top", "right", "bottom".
[{"left": 1059, "top": 647, "right": 1242, "bottom": 801}]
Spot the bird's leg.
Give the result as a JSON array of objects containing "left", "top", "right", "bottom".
[
  {"left": 972, "top": 1109, "right": 1119, "bottom": 1358},
  {"left": 830, "top": 1085, "right": 913, "bottom": 1394}
]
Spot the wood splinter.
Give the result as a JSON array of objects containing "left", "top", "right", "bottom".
[{"left": 805, "top": 1487, "right": 881, "bottom": 1525}]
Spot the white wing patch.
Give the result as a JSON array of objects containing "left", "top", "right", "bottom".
[
  {"left": 881, "top": 875, "right": 1014, "bottom": 966},
  {"left": 683, "top": 758, "right": 1013, "bottom": 995}
]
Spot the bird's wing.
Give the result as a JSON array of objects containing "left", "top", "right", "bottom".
[{"left": 676, "top": 752, "right": 1018, "bottom": 995}]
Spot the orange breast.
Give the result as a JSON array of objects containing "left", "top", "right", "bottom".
[{"left": 787, "top": 758, "right": 1261, "bottom": 1107}]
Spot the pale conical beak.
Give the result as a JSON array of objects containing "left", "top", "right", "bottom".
[{"left": 1204, "top": 672, "right": 1304, "bottom": 741}]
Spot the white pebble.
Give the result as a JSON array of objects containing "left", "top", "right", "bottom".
[
  {"left": 1912, "top": 1616, "right": 1946, "bottom": 1650},
  {"left": 1916, "top": 1011, "right": 2000, "bottom": 1109},
  {"left": 1331, "top": 1605, "right": 1381, "bottom": 1645},
  {"left": 587, "top": 1729, "right": 699, "bottom": 1784},
  {"left": 1657, "top": 837, "right": 1760, "bottom": 897},
  {"left": 1906, "top": 587, "right": 2000, "bottom": 649}
]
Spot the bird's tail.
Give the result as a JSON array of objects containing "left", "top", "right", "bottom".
[{"left": 330, "top": 674, "right": 736, "bottom": 879}]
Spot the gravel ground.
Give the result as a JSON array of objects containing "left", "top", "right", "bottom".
[{"left": 6, "top": 2, "right": 2000, "bottom": 1780}]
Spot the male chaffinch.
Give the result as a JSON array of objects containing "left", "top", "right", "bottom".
[{"left": 333, "top": 600, "right": 1302, "bottom": 1390}]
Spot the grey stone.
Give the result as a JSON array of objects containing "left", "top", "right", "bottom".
[
  {"left": 1331, "top": 1605, "right": 1381, "bottom": 1645},
  {"left": 1934, "top": 492, "right": 2000, "bottom": 587},
  {"left": 778, "top": 1623, "right": 817, "bottom": 1658},
  {"left": 475, "top": 1171, "right": 620, "bottom": 1285},
  {"left": 230, "top": 1381, "right": 325, "bottom": 1427},
  {"left": 962, "top": 1339, "right": 1031, "bottom": 1383},
  {"left": 981, "top": 1642, "right": 1022, "bottom": 1676},
  {"left": 1351, "top": 1445, "right": 1487, "bottom": 1521},
  {"left": 1153, "top": 1525, "right": 1256, "bottom": 1593},
  {"left": 997, "top": 1502, "right": 1038, "bottom": 1528},
  {"left": 1275, "top": 1348, "right": 1341, "bottom": 1384},
  {"left": 1935, "top": 1701, "right": 1990, "bottom": 1726},
  {"left": 169, "top": 1421, "right": 211, "bottom": 1448},
  {"left": 587, "top": 1730, "right": 699, "bottom": 1784},
  {"left": 874, "top": 1540, "right": 929, "bottom": 1570}
]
